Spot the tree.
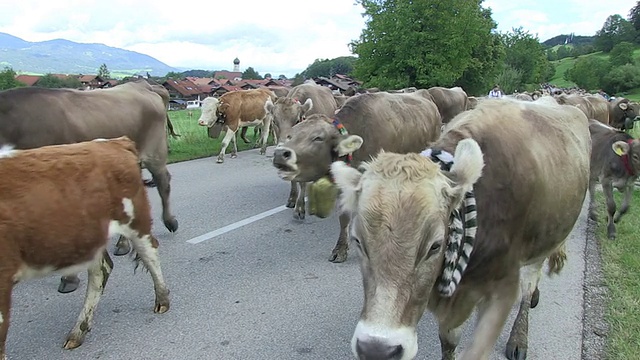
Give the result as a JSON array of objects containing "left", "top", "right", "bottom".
[
  {"left": 97, "top": 63, "right": 110, "bottom": 79},
  {"left": 500, "top": 27, "right": 552, "bottom": 85},
  {"left": 291, "top": 73, "right": 305, "bottom": 86},
  {"left": 264, "top": 73, "right": 272, "bottom": 79},
  {"left": 603, "top": 64, "right": 640, "bottom": 93},
  {"left": 349, "top": 0, "right": 501, "bottom": 90},
  {"left": 242, "top": 67, "right": 262, "bottom": 80},
  {"left": 278, "top": 74, "right": 288, "bottom": 80},
  {"left": 609, "top": 41, "right": 635, "bottom": 66},
  {"left": 629, "top": 1, "right": 640, "bottom": 34},
  {"left": 565, "top": 57, "right": 611, "bottom": 90},
  {"left": 594, "top": 14, "right": 637, "bottom": 52},
  {"left": 0, "top": 67, "right": 25, "bottom": 90},
  {"left": 36, "top": 74, "right": 82, "bottom": 89}
]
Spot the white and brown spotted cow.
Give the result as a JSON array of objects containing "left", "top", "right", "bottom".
[
  {"left": 0, "top": 137, "right": 170, "bottom": 359},
  {"left": 197, "top": 88, "right": 277, "bottom": 163},
  {"left": 330, "top": 96, "right": 590, "bottom": 360}
]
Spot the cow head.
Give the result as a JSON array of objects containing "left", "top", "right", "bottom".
[
  {"left": 197, "top": 97, "right": 221, "bottom": 127},
  {"left": 330, "top": 139, "right": 484, "bottom": 360},
  {"left": 272, "top": 114, "right": 362, "bottom": 182},
  {"left": 610, "top": 99, "right": 640, "bottom": 130},
  {"left": 612, "top": 138, "right": 640, "bottom": 176},
  {"left": 265, "top": 97, "right": 313, "bottom": 144}
]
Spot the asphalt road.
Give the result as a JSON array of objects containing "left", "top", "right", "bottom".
[{"left": 7, "top": 146, "right": 588, "bottom": 360}]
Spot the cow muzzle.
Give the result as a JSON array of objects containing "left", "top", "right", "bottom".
[
  {"left": 272, "top": 145, "right": 299, "bottom": 181},
  {"left": 351, "top": 321, "right": 417, "bottom": 360}
]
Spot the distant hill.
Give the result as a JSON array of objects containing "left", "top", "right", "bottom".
[
  {"left": 0, "top": 32, "right": 179, "bottom": 77},
  {"left": 542, "top": 34, "right": 595, "bottom": 48}
]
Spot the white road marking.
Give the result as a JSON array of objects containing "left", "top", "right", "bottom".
[{"left": 187, "top": 205, "right": 289, "bottom": 244}]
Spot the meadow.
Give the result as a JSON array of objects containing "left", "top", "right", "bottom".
[
  {"left": 166, "top": 109, "right": 268, "bottom": 164},
  {"left": 592, "top": 191, "right": 640, "bottom": 359}
]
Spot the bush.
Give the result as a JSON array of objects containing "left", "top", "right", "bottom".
[
  {"left": 609, "top": 42, "right": 635, "bottom": 66},
  {"left": 565, "top": 57, "right": 612, "bottom": 90},
  {"left": 494, "top": 66, "right": 523, "bottom": 94},
  {"left": 603, "top": 64, "right": 640, "bottom": 94}
]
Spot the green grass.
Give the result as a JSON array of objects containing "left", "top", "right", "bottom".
[
  {"left": 592, "top": 190, "right": 640, "bottom": 359},
  {"left": 166, "top": 109, "right": 270, "bottom": 163}
]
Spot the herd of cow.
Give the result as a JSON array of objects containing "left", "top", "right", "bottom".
[{"left": 0, "top": 78, "right": 639, "bottom": 360}]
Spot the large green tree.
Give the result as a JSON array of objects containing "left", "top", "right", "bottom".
[
  {"left": 97, "top": 63, "right": 111, "bottom": 79},
  {"left": 594, "top": 14, "right": 637, "bottom": 52},
  {"left": 302, "top": 56, "right": 356, "bottom": 78},
  {"left": 500, "top": 27, "right": 553, "bottom": 85},
  {"left": 242, "top": 67, "right": 263, "bottom": 80},
  {"left": 349, "top": 0, "right": 501, "bottom": 91},
  {"left": 0, "top": 67, "right": 25, "bottom": 90}
]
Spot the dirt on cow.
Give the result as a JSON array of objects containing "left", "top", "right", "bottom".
[
  {"left": 589, "top": 190, "right": 640, "bottom": 359},
  {"left": 167, "top": 109, "right": 273, "bottom": 163}
]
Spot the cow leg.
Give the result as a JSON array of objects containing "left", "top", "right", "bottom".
[
  {"left": 129, "top": 234, "right": 170, "bottom": 314},
  {"left": 294, "top": 182, "right": 307, "bottom": 220},
  {"left": 613, "top": 183, "right": 633, "bottom": 223},
  {"left": 588, "top": 176, "right": 599, "bottom": 221},
  {"left": 63, "top": 250, "right": 113, "bottom": 349},
  {"left": 58, "top": 274, "right": 81, "bottom": 294},
  {"left": 439, "top": 324, "right": 464, "bottom": 360},
  {"left": 602, "top": 178, "right": 618, "bottom": 239},
  {"left": 329, "top": 212, "right": 350, "bottom": 263},
  {"left": 505, "top": 261, "right": 544, "bottom": 360},
  {"left": 240, "top": 127, "right": 251, "bottom": 143},
  {"left": 253, "top": 126, "right": 263, "bottom": 148},
  {"left": 113, "top": 236, "right": 131, "bottom": 256},
  {"left": 286, "top": 181, "right": 299, "bottom": 208},
  {"left": 0, "top": 272, "right": 14, "bottom": 360},
  {"left": 460, "top": 277, "right": 519, "bottom": 360},
  {"left": 437, "top": 296, "right": 478, "bottom": 360},
  {"left": 259, "top": 117, "right": 272, "bottom": 155},
  {"left": 217, "top": 127, "right": 237, "bottom": 163},
  {"left": 230, "top": 129, "right": 239, "bottom": 159},
  {"left": 147, "top": 164, "right": 178, "bottom": 232}
]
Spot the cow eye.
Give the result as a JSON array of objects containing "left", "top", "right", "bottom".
[
  {"left": 313, "top": 136, "right": 323, "bottom": 142},
  {"left": 428, "top": 241, "right": 442, "bottom": 256},
  {"left": 351, "top": 236, "right": 361, "bottom": 246}
]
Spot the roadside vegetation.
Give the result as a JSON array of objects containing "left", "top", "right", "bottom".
[{"left": 592, "top": 191, "right": 640, "bottom": 359}]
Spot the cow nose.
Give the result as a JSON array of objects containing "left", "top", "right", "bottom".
[
  {"left": 273, "top": 147, "right": 292, "bottom": 161},
  {"left": 356, "top": 339, "right": 404, "bottom": 360}
]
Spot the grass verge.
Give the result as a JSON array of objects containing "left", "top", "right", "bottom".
[
  {"left": 166, "top": 109, "right": 269, "bottom": 163},
  {"left": 592, "top": 190, "right": 640, "bottom": 359}
]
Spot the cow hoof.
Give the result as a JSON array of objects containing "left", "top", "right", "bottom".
[
  {"left": 329, "top": 248, "right": 348, "bottom": 263},
  {"left": 286, "top": 199, "right": 295, "bottom": 208},
  {"left": 154, "top": 302, "right": 170, "bottom": 314},
  {"left": 143, "top": 178, "right": 157, "bottom": 188},
  {"left": 505, "top": 342, "right": 527, "bottom": 360},
  {"left": 242, "top": 138, "right": 251, "bottom": 144},
  {"left": 259, "top": 149, "right": 266, "bottom": 155},
  {"left": 216, "top": 158, "right": 224, "bottom": 164},
  {"left": 164, "top": 217, "right": 179, "bottom": 233},
  {"left": 294, "top": 209, "right": 305, "bottom": 220},
  {"left": 530, "top": 287, "right": 540, "bottom": 309},
  {"left": 63, "top": 336, "right": 84, "bottom": 350},
  {"left": 58, "top": 277, "right": 80, "bottom": 294},
  {"left": 231, "top": 154, "right": 238, "bottom": 159}
]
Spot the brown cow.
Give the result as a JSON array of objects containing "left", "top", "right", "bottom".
[
  {"left": 554, "top": 93, "right": 609, "bottom": 124},
  {"left": 197, "top": 88, "right": 277, "bottom": 163},
  {"left": 0, "top": 80, "right": 179, "bottom": 293},
  {"left": 588, "top": 119, "right": 640, "bottom": 239},
  {"left": 330, "top": 96, "right": 590, "bottom": 360},
  {"left": 266, "top": 83, "right": 339, "bottom": 220},
  {"left": 426, "top": 86, "right": 470, "bottom": 124},
  {"left": 272, "top": 91, "right": 442, "bottom": 263},
  {"left": 608, "top": 97, "right": 640, "bottom": 130},
  {"left": 0, "top": 137, "right": 170, "bottom": 358}
]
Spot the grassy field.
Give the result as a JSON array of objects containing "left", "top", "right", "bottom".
[
  {"left": 549, "top": 49, "right": 640, "bottom": 100},
  {"left": 592, "top": 190, "right": 640, "bottom": 359},
  {"left": 166, "top": 109, "right": 269, "bottom": 163}
]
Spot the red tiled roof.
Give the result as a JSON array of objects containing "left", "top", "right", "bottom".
[
  {"left": 15, "top": 75, "right": 41, "bottom": 86},
  {"left": 213, "top": 71, "right": 242, "bottom": 80},
  {"left": 163, "top": 78, "right": 207, "bottom": 97}
]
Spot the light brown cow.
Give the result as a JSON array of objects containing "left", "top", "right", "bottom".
[
  {"left": 272, "top": 91, "right": 442, "bottom": 263},
  {"left": 0, "top": 137, "right": 170, "bottom": 358},
  {"left": 427, "top": 86, "right": 470, "bottom": 123},
  {"left": 197, "top": 88, "right": 277, "bottom": 163},
  {"left": 330, "top": 96, "right": 590, "bottom": 360},
  {"left": 588, "top": 119, "right": 640, "bottom": 239},
  {"left": 266, "top": 83, "right": 339, "bottom": 219},
  {"left": 554, "top": 93, "right": 609, "bottom": 124}
]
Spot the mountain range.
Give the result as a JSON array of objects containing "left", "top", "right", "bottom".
[{"left": 0, "top": 32, "right": 180, "bottom": 77}]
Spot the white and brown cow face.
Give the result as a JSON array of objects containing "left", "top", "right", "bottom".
[
  {"left": 197, "top": 97, "right": 220, "bottom": 127},
  {"left": 330, "top": 139, "right": 484, "bottom": 360},
  {"left": 272, "top": 114, "right": 362, "bottom": 183}
]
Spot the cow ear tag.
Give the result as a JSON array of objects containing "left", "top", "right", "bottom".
[{"left": 614, "top": 147, "right": 625, "bottom": 156}]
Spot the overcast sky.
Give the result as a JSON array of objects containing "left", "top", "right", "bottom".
[{"left": 0, "top": 0, "right": 637, "bottom": 78}]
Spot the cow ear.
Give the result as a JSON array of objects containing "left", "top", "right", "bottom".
[
  {"left": 612, "top": 140, "right": 630, "bottom": 156},
  {"left": 265, "top": 98, "right": 274, "bottom": 113},
  {"left": 301, "top": 98, "right": 313, "bottom": 114},
  {"left": 330, "top": 161, "right": 363, "bottom": 214},
  {"left": 335, "top": 135, "right": 363, "bottom": 157},
  {"left": 448, "top": 139, "right": 484, "bottom": 195},
  {"left": 619, "top": 102, "right": 628, "bottom": 110}
]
